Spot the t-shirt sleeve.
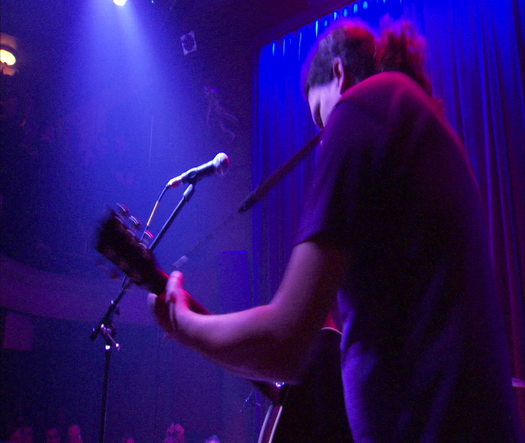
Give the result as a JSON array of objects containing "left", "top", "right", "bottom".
[{"left": 295, "top": 95, "right": 388, "bottom": 249}]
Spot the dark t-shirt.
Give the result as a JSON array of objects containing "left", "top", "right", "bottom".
[{"left": 296, "top": 72, "right": 522, "bottom": 441}]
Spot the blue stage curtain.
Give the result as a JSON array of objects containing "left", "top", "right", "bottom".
[{"left": 254, "top": 0, "right": 525, "bottom": 423}]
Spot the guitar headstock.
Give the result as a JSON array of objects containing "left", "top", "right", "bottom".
[{"left": 97, "top": 205, "right": 166, "bottom": 294}]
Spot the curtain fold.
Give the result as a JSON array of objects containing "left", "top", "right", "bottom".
[{"left": 254, "top": 0, "right": 525, "bottom": 424}]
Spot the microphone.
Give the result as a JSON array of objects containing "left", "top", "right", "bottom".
[{"left": 166, "top": 153, "right": 230, "bottom": 189}]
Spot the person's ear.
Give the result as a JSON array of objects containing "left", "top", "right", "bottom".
[{"left": 332, "top": 57, "right": 353, "bottom": 93}]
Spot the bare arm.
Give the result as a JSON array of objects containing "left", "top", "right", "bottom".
[{"left": 150, "top": 239, "right": 348, "bottom": 383}]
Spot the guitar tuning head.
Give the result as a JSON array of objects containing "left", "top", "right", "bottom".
[
  {"left": 116, "top": 203, "right": 131, "bottom": 217},
  {"left": 140, "top": 230, "right": 154, "bottom": 248},
  {"left": 128, "top": 215, "right": 142, "bottom": 231},
  {"left": 97, "top": 204, "right": 162, "bottom": 292}
]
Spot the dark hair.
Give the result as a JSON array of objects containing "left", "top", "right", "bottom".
[
  {"left": 303, "top": 20, "right": 376, "bottom": 96},
  {"left": 303, "top": 18, "right": 433, "bottom": 98},
  {"left": 376, "top": 18, "right": 433, "bottom": 96}
]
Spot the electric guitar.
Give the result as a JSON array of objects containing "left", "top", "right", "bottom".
[{"left": 96, "top": 207, "right": 353, "bottom": 443}]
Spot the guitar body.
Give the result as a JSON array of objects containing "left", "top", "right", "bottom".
[{"left": 259, "top": 328, "right": 353, "bottom": 443}]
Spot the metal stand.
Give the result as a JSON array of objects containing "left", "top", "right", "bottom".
[
  {"left": 91, "top": 286, "right": 127, "bottom": 443},
  {"left": 98, "top": 324, "right": 119, "bottom": 443},
  {"left": 90, "top": 183, "right": 196, "bottom": 443}
]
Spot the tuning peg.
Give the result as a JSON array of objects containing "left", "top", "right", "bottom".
[
  {"left": 140, "top": 230, "right": 154, "bottom": 248},
  {"left": 116, "top": 203, "right": 131, "bottom": 217},
  {"left": 128, "top": 215, "right": 142, "bottom": 231}
]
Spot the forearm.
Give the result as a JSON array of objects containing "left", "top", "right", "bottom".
[
  {"left": 158, "top": 241, "right": 347, "bottom": 383},
  {"left": 176, "top": 302, "right": 318, "bottom": 383}
]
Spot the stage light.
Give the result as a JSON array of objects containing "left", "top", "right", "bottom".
[
  {"left": 113, "top": 0, "right": 128, "bottom": 6},
  {"left": 0, "top": 48, "right": 16, "bottom": 66},
  {"left": 0, "top": 33, "right": 18, "bottom": 76}
]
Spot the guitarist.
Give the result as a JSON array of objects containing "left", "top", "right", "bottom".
[{"left": 149, "top": 19, "right": 522, "bottom": 442}]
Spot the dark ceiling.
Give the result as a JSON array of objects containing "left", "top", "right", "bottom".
[
  {"left": 164, "top": 0, "right": 350, "bottom": 48},
  {"left": 1, "top": 0, "right": 350, "bottom": 69}
]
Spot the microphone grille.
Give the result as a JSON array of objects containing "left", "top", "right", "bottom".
[{"left": 213, "top": 152, "right": 230, "bottom": 176}]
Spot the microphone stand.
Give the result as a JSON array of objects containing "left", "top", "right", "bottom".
[
  {"left": 150, "top": 183, "right": 195, "bottom": 250},
  {"left": 90, "top": 285, "right": 125, "bottom": 443},
  {"left": 90, "top": 183, "right": 196, "bottom": 443}
]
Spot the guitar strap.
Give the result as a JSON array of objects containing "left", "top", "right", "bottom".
[
  {"left": 172, "top": 132, "right": 322, "bottom": 268},
  {"left": 237, "top": 132, "right": 322, "bottom": 213}
]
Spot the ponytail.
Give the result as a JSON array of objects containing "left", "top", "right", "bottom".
[{"left": 376, "top": 19, "right": 434, "bottom": 97}]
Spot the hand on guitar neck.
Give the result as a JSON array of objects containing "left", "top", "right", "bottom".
[{"left": 147, "top": 270, "right": 209, "bottom": 343}]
